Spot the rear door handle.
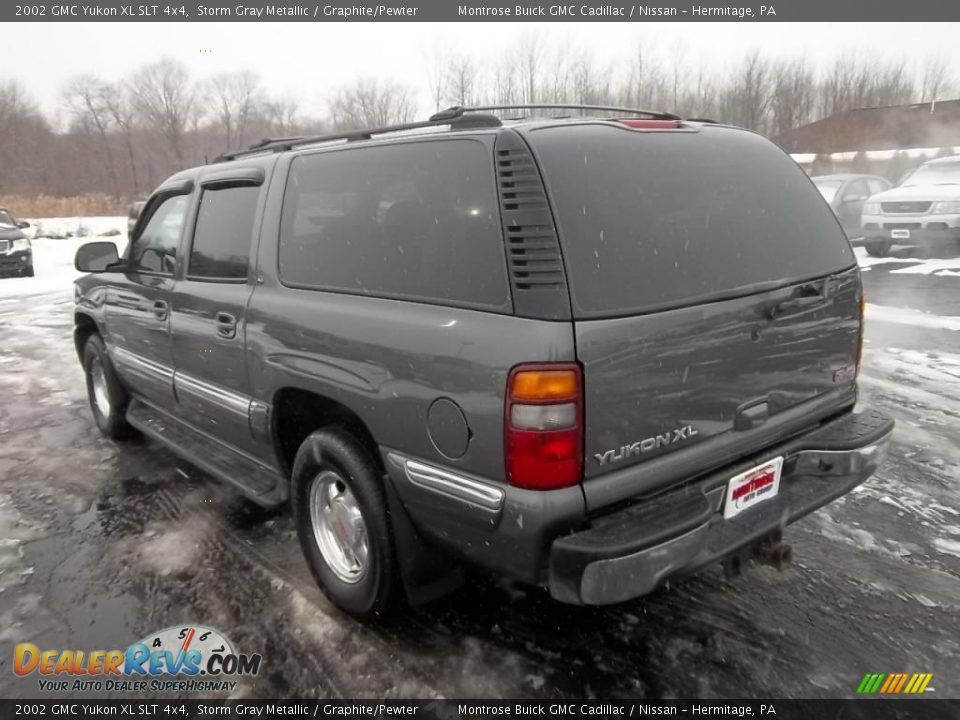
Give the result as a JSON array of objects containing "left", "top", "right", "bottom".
[
  {"left": 216, "top": 312, "right": 237, "bottom": 339},
  {"left": 152, "top": 300, "right": 168, "bottom": 321}
]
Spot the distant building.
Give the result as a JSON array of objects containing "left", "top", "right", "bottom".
[{"left": 775, "top": 99, "right": 960, "bottom": 180}]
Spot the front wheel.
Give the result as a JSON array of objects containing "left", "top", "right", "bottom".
[
  {"left": 83, "top": 334, "right": 136, "bottom": 440},
  {"left": 21, "top": 264, "right": 34, "bottom": 277},
  {"left": 864, "top": 241, "right": 891, "bottom": 257},
  {"left": 292, "top": 428, "right": 399, "bottom": 618}
]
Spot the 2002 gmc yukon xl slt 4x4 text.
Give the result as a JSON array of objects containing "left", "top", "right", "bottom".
[{"left": 72, "top": 105, "right": 894, "bottom": 618}]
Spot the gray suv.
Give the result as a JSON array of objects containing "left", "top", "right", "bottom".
[{"left": 72, "top": 105, "right": 894, "bottom": 618}]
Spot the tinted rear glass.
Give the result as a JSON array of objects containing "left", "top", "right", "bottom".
[
  {"left": 529, "top": 124, "right": 854, "bottom": 317},
  {"left": 279, "top": 139, "right": 509, "bottom": 310}
]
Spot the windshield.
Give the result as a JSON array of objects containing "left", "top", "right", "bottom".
[
  {"left": 813, "top": 179, "right": 845, "bottom": 202},
  {"left": 901, "top": 163, "right": 960, "bottom": 186},
  {"left": 0, "top": 210, "right": 15, "bottom": 227}
]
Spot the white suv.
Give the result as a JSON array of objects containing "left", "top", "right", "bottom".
[{"left": 860, "top": 155, "right": 960, "bottom": 257}]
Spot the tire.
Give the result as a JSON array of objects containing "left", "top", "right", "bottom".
[
  {"left": 22, "top": 264, "right": 34, "bottom": 277},
  {"left": 82, "top": 334, "right": 136, "bottom": 440},
  {"left": 292, "top": 428, "right": 399, "bottom": 618},
  {"left": 865, "top": 241, "right": 891, "bottom": 257}
]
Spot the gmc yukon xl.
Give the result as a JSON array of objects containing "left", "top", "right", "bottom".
[{"left": 72, "top": 105, "right": 894, "bottom": 617}]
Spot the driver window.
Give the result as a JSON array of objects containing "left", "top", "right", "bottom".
[
  {"left": 130, "top": 195, "right": 189, "bottom": 274},
  {"left": 844, "top": 180, "right": 868, "bottom": 202}
]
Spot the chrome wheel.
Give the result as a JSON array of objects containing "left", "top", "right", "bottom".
[
  {"left": 309, "top": 470, "right": 369, "bottom": 583},
  {"left": 89, "top": 356, "right": 111, "bottom": 416}
]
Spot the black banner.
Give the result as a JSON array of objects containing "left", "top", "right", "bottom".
[
  {"left": 5, "top": 0, "right": 960, "bottom": 22},
  {"left": 2, "top": 700, "right": 960, "bottom": 720}
]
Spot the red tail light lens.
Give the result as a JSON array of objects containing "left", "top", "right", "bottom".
[
  {"left": 505, "top": 364, "right": 583, "bottom": 490},
  {"left": 616, "top": 119, "right": 679, "bottom": 129}
]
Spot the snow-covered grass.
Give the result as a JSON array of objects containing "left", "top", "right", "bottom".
[{"left": 0, "top": 217, "right": 127, "bottom": 300}]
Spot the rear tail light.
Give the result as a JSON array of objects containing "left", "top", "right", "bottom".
[
  {"left": 856, "top": 293, "right": 866, "bottom": 377},
  {"left": 505, "top": 364, "right": 583, "bottom": 490}
]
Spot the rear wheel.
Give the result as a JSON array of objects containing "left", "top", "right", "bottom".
[
  {"left": 292, "top": 428, "right": 399, "bottom": 618},
  {"left": 83, "top": 334, "right": 135, "bottom": 440},
  {"left": 865, "top": 241, "right": 891, "bottom": 257}
]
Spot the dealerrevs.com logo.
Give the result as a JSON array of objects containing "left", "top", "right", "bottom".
[{"left": 13, "top": 625, "right": 262, "bottom": 693}]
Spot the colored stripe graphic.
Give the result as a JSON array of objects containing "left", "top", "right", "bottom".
[{"left": 857, "top": 672, "right": 933, "bottom": 694}]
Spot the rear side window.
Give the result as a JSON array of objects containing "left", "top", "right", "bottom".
[
  {"left": 529, "top": 124, "right": 855, "bottom": 317},
  {"left": 189, "top": 185, "right": 260, "bottom": 280},
  {"left": 278, "top": 139, "right": 509, "bottom": 310}
]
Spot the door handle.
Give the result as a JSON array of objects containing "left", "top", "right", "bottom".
[
  {"left": 216, "top": 312, "right": 237, "bottom": 339},
  {"left": 152, "top": 300, "right": 168, "bottom": 321}
]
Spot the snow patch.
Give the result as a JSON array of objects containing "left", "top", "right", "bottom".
[
  {"left": 932, "top": 538, "right": 960, "bottom": 559},
  {"left": 865, "top": 304, "right": 960, "bottom": 332}
]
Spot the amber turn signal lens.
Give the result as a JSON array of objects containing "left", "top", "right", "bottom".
[{"left": 510, "top": 370, "right": 579, "bottom": 401}]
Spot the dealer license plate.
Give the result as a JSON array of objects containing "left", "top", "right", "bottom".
[{"left": 723, "top": 457, "right": 784, "bottom": 519}]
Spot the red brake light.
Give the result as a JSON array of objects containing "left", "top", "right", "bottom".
[
  {"left": 505, "top": 363, "right": 583, "bottom": 491},
  {"left": 616, "top": 119, "right": 679, "bottom": 129}
]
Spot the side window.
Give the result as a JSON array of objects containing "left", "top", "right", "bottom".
[
  {"left": 278, "top": 140, "right": 509, "bottom": 309},
  {"left": 844, "top": 180, "right": 869, "bottom": 202},
  {"left": 130, "top": 195, "right": 189, "bottom": 274},
  {"left": 189, "top": 185, "right": 260, "bottom": 280}
]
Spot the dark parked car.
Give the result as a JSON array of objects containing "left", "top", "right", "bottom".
[
  {"left": 811, "top": 174, "right": 891, "bottom": 240},
  {"left": 0, "top": 207, "right": 34, "bottom": 277},
  {"left": 72, "top": 106, "right": 894, "bottom": 618}
]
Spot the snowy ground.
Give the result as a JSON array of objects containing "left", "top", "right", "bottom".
[
  {"left": 0, "top": 217, "right": 127, "bottom": 300},
  {"left": 0, "top": 220, "right": 958, "bottom": 699}
]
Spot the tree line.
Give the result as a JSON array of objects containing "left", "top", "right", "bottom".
[{"left": 0, "top": 39, "right": 954, "bottom": 202}]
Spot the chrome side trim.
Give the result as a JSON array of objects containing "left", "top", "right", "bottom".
[
  {"left": 397, "top": 456, "right": 505, "bottom": 511},
  {"left": 111, "top": 346, "right": 174, "bottom": 381},
  {"left": 174, "top": 371, "right": 252, "bottom": 418}
]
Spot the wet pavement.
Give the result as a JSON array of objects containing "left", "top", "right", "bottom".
[{"left": 1, "top": 255, "right": 959, "bottom": 700}]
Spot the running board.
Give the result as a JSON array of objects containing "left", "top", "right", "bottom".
[{"left": 126, "top": 399, "right": 288, "bottom": 508}]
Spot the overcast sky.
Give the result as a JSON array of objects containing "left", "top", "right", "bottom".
[{"left": 9, "top": 22, "right": 959, "bottom": 124}]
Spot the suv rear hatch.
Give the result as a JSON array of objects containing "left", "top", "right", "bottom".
[{"left": 524, "top": 122, "right": 862, "bottom": 508}]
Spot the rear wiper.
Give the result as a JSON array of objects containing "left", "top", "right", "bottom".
[{"left": 767, "top": 279, "right": 830, "bottom": 320}]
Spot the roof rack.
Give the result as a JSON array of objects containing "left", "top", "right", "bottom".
[
  {"left": 430, "top": 104, "right": 681, "bottom": 122},
  {"left": 215, "top": 112, "right": 502, "bottom": 162}
]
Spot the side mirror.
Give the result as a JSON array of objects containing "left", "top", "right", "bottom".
[
  {"left": 75, "top": 241, "right": 120, "bottom": 273},
  {"left": 844, "top": 195, "right": 867, "bottom": 205},
  {"left": 16, "top": 220, "right": 30, "bottom": 229}
]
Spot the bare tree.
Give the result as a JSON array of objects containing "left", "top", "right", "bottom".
[
  {"left": 329, "top": 79, "right": 415, "bottom": 129},
  {"left": 721, "top": 50, "right": 773, "bottom": 132},
  {"left": 920, "top": 55, "right": 950, "bottom": 103},
  {"left": 770, "top": 57, "right": 815, "bottom": 137},
  {"left": 63, "top": 74, "right": 122, "bottom": 198},
  {"left": 101, "top": 81, "right": 142, "bottom": 197},
  {"left": 423, "top": 40, "right": 449, "bottom": 113},
  {"left": 207, "top": 70, "right": 262, "bottom": 151},
  {"left": 0, "top": 81, "right": 52, "bottom": 195},
  {"left": 129, "top": 58, "right": 198, "bottom": 167},
  {"left": 263, "top": 96, "right": 302, "bottom": 135},
  {"left": 446, "top": 54, "right": 480, "bottom": 107},
  {"left": 516, "top": 33, "right": 544, "bottom": 104}
]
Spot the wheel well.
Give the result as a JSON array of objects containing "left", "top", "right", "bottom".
[
  {"left": 74, "top": 313, "right": 98, "bottom": 361},
  {"left": 273, "top": 388, "right": 383, "bottom": 479}
]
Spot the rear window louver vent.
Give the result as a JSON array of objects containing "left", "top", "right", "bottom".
[{"left": 494, "top": 130, "right": 571, "bottom": 320}]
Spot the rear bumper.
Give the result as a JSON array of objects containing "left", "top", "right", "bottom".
[{"left": 549, "top": 407, "right": 894, "bottom": 605}]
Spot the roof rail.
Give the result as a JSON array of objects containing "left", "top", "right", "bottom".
[
  {"left": 215, "top": 113, "right": 502, "bottom": 163},
  {"left": 430, "top": 104, "right": 681, "bottom": 121}
]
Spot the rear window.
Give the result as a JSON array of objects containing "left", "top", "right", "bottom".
[
  {"left": 529, "top": 124, "right": 855, "bottom": 317},
  {"left": 278, "top": 139, "right": 509, "bottom": 310}
]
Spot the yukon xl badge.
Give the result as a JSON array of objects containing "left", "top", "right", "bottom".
[{"left": 594, "top": 424, "right": 700, "bottom": 466}]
